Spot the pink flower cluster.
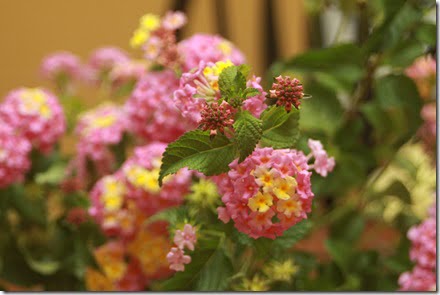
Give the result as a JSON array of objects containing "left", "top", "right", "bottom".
[
  {"left": 173, "top": 61, "right": 267, "bottom": 126},
  {"left": 0, "top": 87, "right": 66, "bottom": 153},
  {"left": 167, "top": 224, "right": 197, "bottom": 271},
  {"left": 71, "top": 103, "right": 128, "bottom": 183},
  {"left": 399, "top": 204, "right": 436, "bottom": 291},
  {"left": 178, "top": 33, "right": 245, "bottom": 72},
  {"left": 88, "top": 47, "right": 130, "bottom": 79},
  {"left": 124, "top": 70, "right": 192, "bottom": 143},
  {"left": 89, "top": 142, "right": 192, "bottom": 236},
  {"left": 215, "top": 147, "right": 316, "bottom": 239},
  {"left": 0, "top": 122, "right": 31, "bottom": 188},
  {"left": 307, "top": 139, "right": 336, "bottom": 177},
  {"left": 108, "top": 60, "right": 147, "bottom": 89},
  {"left": 40, "top": 51, "right": 82, "bottom": 82}
]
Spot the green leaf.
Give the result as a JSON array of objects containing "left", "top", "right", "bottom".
[
  {"left": 218, "top": 65, "right": 247, "bottom": 100},
  {"left": 8, "top": 185, "right": 46, "bottom": 226},
  {"left": 195, "top": 247, "right": 233, "bottom": 291},
  {"left": 237, "top": 64, "right": 251, "bottom": 78},
  {"left": 325, "top": 239, "right": 353, "bottom": 272},
  {"left": 243, "top": 87, "right": 260, "bottom": 98},
  {"left": 233, "top": 111, "right": 262, "bottom": 162},
  {"left": 35, "top": 163, "right": 66, "bottom": 185},
  {"left": 146, "top": 206, "right": 188, "bottom": 226},
  {"left": 382, "top": 180, "right": 411, "bottom": 204},
  {"left": 159, "top": 130, "right": 236, "bottom": 185},
  {"left": 273, "top": 219, "right": 312, "bottom": 249},
  {"left": 260, "top": 106, "right": 300, "bottom": 148},
  {"left": 17, "top": 237, "right": 61, "bottom": 275}
]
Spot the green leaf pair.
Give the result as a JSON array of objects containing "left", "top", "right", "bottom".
[{"left": 158, "top": 105, "right": 300, "bottom": 185}]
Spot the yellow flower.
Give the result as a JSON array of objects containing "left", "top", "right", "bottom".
[
  {"left": 140, "top": 14, "right": 160, "bottom": 31},
  {"left": 272, "top": 176, "right": 297, "bottom": 200},
  {"left": 202, "top": 60, "right": 234, "bottom": 90},
  {"left": 85, "top": 268, "right": 114, "bottom": 291},
  {"left": 248, "top": 192, "right": 273, "bottom": 212},
  {"left": 264, "top": 259, "right": 298, "bottom": 283},
  {"left": 217, "top": 41, "right": 232, "bottom": 55},
  {"left": 19, "top": 89, "right": 52, "bottom": 119},
  {"left": 124, "top": 165, "right": 160, "bottom": 194},
  {"left": 253, "top": 166, "right": 278, "bottom": 192},
  {"left": 238, "top": 274, "right": 270, "bottom": 291},
  {"left": 101, "top": 176, "right": 126, "bottom": 212},
  {"left": 130, "top": 29, "right": 149, "bottom": 48},
  {"left": 187, "top": 179, "right": 219, "bottom": 207},
  {"left": 276, "top": 195, "right": 303, "bottom": 217}
]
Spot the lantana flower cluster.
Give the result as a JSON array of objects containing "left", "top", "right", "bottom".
[
  {"left": 166, "top": 224, "right": 197, "bottom": 272},
  {"left": 216, "top": 142, "right": 334, "bottom": 239},
  {"left": 71, "top": 103, "right": 128, "bottom": 182},
  {"left": 173, "top": 60, "right": 267, "bottom": 128},
  {"left": 0, "top": 87, "right": 66, "bottom": 153},
  {"left": 89, "top": 142, "right": 192, "bottom": 236},
  {"left": 398, "top": 203, "right": 436, "bottom": 291},
  {"left": 86, "top": 143, "right": 193, "bottom": 290},
  {"left": 124, "top": 70, "right": 193, "bottom": 143},
  {"left": 85, "top": 225, "right": 172, "bottom": 291}
]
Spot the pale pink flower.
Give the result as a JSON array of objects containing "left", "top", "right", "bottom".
[
  {"left": 40, "top": 51, "right": 82, "bottom": 82},
  {"left": 174, "top": 224, "right": 197, "bottom": 251},
  {"left": 162, "top": 11, "right": 187, "bottom": 30},
  {"left": 166, "top": 247, "right": 191, "bottom": 272},
  {"left": 307, "top": 139, "right": 335, "bottom": 177}
]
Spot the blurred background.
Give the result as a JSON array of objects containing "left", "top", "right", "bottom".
[{"left": 0, "top": 0, "right": 309, "bottom": 95}]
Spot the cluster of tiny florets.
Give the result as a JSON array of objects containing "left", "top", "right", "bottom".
[
  {"left": 199, "top": 101, "right": 235, "bottom": 136},
  {"left": 0, "top": 87, "right": 66, "bottom": 153},
  {"left": 399, "top": 203, "right": 436, "bottom": 291},
  {"left": 270, "top": 75, "right": 304, "bottom": 112}
]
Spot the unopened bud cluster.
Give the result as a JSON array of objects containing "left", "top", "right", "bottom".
[
  {"left": 199, "top": 101, "right": 235, "bottom": 136},
  {"left": 270, "top": 76, "right": 304, "bottom": 112}
]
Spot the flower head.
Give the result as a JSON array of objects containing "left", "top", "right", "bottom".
[
  {"left": 166, "top": 247, "right": 191, "bottom": 272},
  {"left": 174, "top": 224, "right": 197, "bottom": 251},
  {"left": 215, "top": 147, "right": 314, "bottom": 239},
  {"left": 124, "top": 70, "right": 192, "bottom": 143},
  {"left": 307, "top": 139, "right": 335, "bottom": 177},
  {"left": 270, "top": 75, "right": 304, "bottom": 111},
  {"left": 0, "top": 88, "right": 65, "bottom": 153},
  {"left": 40, "top": 51, "right": 82, "bottom": 83}
]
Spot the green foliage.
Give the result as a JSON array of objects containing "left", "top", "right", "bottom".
[
  {"left": 233, "top": 111, "right": 262, "bottom": 162},
  {"left": 260, "top": 106, "right": 300, "bottom": 148},
  {"left": 159, "top": 130, "right": 236, "bottom": 185}
]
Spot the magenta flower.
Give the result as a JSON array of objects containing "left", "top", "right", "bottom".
[
  {"left": 408, "top": 217, "right": 436, "bottom": 269},
  {"left": 174, "top": 224, "right": 197, "bottom": 251},
  {"left": 399, "top": 265, "right": 436, "bottom": 291},
  {"left": 166, "top": 247, "right": 191, "bottom": 272}
]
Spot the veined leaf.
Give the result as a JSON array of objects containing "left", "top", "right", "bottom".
[
  {"left": 159, "top": 130, "right": 236, "bottom": 185},
  {"left": 233, "top": 111, "right": 262, "bottom": 162},
  {"left": 260, "top": 106, "right": 300, "bottom": 148}
]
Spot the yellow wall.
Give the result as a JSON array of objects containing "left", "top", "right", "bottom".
[{"left": 0, "top": 0, "right": 307, "bottom": 96}]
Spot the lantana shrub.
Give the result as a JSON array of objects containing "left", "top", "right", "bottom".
[{"left": 0, "top": 2, "right": 436, "bottom": 291}]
